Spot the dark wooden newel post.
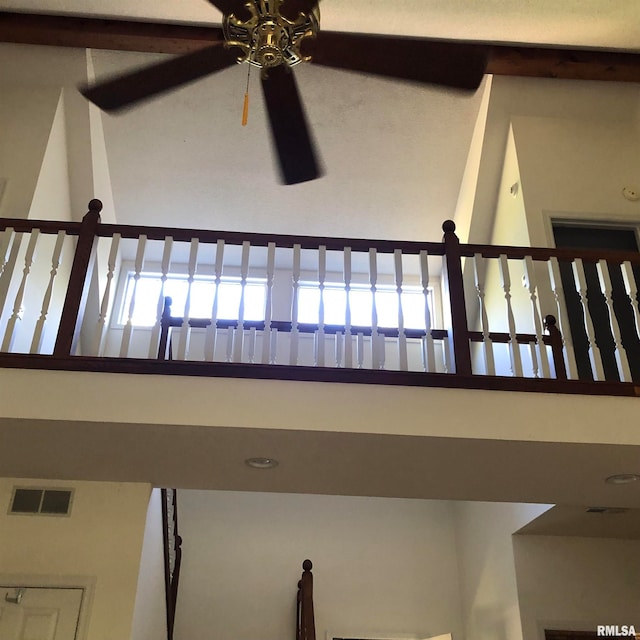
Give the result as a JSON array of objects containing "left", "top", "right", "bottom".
[
  {"left": 544, "top": 314, "right": 568, "bottom": 381},
  {"left": 53, "top": 199, "right": 102, "bottom": 357},
  {"left": 442, "top": 220, "right": 472, "bottom": 376}
]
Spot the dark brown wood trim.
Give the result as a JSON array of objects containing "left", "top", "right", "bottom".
[
  {"left": 462, "top": 242, "right": 640, "bottom": 264},
  {"left": 0, "top": 12, "right": 638, "bottom": 83},
  {"left": 1, "top": 352, "right": 638, "bottom": 397},
  {"left": 488, "top": 45, "right": 640, "bottom": 84},
  {"left": 0, "top": 11, "right": 225, "bottom": 55},
  {"left": 0, "top": 218, "right": 80, "bottom": 235},
  {"left": 53, "top": 203, "right": 101, "bottom": 357},
  {"left": 97, "top": 222, "right": 446, "bottom": 254}
]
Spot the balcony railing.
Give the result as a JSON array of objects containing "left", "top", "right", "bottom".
[{"left": 1, "top": 199, "right": 639, "bottom": 396}]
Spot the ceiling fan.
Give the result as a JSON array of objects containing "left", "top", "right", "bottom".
[{"left": 81, "top": 0, "right": 489, "bottom": 185}]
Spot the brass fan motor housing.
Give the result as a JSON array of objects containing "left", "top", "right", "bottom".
[{"left": 223, "top": 0, "right": 319, "bottom": 68}]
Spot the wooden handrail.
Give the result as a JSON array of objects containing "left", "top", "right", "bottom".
[
  {"left": 161, "top": 488, "right": 182, "bottom": 640},
  {"left": 297, "top": 560, "right": 315, "bottom": 640}
]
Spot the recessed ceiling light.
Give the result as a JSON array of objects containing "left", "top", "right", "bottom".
[
  {"left": 245, "top": 457, "right": 279, "bottom": 469},
  {"left": 605, "top": 473, "right": 640, "bottom": 485}
]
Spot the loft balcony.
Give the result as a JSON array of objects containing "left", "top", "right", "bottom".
[{"left": 1, "top": 199, "right": 639, "bottom": 397}]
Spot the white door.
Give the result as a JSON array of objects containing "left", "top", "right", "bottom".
[{"left": 0, "top": 587, "right": 83, "bottom": 640}]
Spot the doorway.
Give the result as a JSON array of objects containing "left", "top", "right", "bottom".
[
  {"left": 553, "top": 224, "right": 640, "bottom": 382},
  {"left": 0, "top": 587, "right": 83, "bottom": 640}
]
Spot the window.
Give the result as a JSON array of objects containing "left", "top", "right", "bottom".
[
  {"left": 119, "top": 273, "right": 266, "bottom": 326},
  {"left": 297, "top": 282, "right": 432, "bottom": 330}
]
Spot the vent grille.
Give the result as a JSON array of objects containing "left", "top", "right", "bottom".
[
  {"left": 586, "top": 506, "right": 629, "bottom": 514},
  {"left": 10, "top": 488, "right": 73, "bottom": 516}
]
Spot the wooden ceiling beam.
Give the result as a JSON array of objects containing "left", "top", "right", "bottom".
[
  {"left": 0, "top": 11, "right": 224, "bottom": 55},
  {"left": 1, "top": 11, "right": 639, "bottom": 82}
]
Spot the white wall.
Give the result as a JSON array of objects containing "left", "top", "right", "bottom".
[
  {"left": 453, "top": 501, "right": 551, "bottom": 640},
  {"left": 510, "top": 116, "right": 640, "bottom": 248},
  {"left": 0, "top": 87, "right": 61, "bottom": 218},
  {"left": 131, "top": 488, "right": 168, "bottom": 640},
  {"left": 513, "top": 535, "right": 640, "bottom": 640},
  {"left": 0, "top": 477, "right": 151, "bottom": 640},
  {"left": 174, "top": 491, "right": 464, "bottom": 640}
]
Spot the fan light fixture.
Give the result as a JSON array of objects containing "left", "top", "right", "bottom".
[
  {"left": 605, "top": 473, "right": 640, "bottom": 485},
  {"left": 223, "top": 0, "right": 319, "bottom": 70},
  {"left": 245, "top": 457, "right": 279, "bottom": 469}
]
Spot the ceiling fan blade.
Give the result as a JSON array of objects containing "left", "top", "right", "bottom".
[
  {"left": 261, "top": 65, "right": 321, "bottom": 185},
  {"left": 305, "top": 31, "right": 489, "bottom": 90},
  {"left": 81, "top": 44, "right": 239, "bottom": 112},
  {"left": 206, "top": 0, "right": 252, "bottom": 20}
]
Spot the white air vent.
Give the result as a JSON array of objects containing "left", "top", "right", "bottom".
[{"left": 9, "top": 487, "right": 73, "bottom": 516}]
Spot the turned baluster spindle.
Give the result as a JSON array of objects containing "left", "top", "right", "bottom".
[
  {"left": 522, "top": 256, "right": 551, "bottom": 378},
  {"left": 343, "top": 247, "right": 353, "bottom": 368},
  {"left": 232, "top": 241, "right": 251, "bottom": 363},
  {"left": 419, "top": 249, "right": 436, "bottom": 372},
  {"left": 596, "top": 259, "right": 632, "bottom": 382},
  {"left": 261, "top": 242, "right": 276, "bottom": 364},
  {"left": 621, "top": 261, "right": 640, "bottom": 342},
  {"left": 572, "top": 258, "right": 605, "bottom": 381},
  {"left": 148, "top": 236, "right": 173, "bottom": 358},
  {"left": 498, "top": 254, "right": 523, "bottom": 377},
  {"left": 0, "top": 227, "right": 19, "bottom": 317},
  {"left": 204, "top": 239, "right": 225, "bottom": 361},
  {"left": 547, "top": 257, "right": 578, "bottom": 379},
  {"left": 30, "top": 230, "right": 66, "bottom": 354},
  {"left": 120, "top": 233, "right": 147, "bottom": 358},
  {"left": 369, "top": 248, "right": 381, "bottom": 369},
  {"left": 394, "top": 249, "right": 408, "bottom": 371},
  {"left": 2, "top": 229, "right": 40, "bottom": 352},
  {"left": 289, "top": 243, "right": 301, "bottom": 365},
  {"left": 315, "top": 245, "right": 326, "bottom": 367},
  {"left": 176, "top": 239, "right": 199, "bottom": 361},
  {"left": 473, "top": 253, "right": 495, "bottom": 375}
]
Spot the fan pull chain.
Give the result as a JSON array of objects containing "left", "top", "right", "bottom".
[{"left": 242, "top": 65, "right": 251, "bottom": 126}]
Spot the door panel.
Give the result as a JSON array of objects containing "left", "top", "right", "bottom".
[{"left": 0, "top": 588, "right": 83, "bottom": 640}]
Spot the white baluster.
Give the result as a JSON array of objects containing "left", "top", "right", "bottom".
[
  {"left": 148, "top": 236, "right": 173, "bottom": 358},
  {"left": 621, "top": 261, "right": 640, "bottom": 341},
  {"left": 529, "top": 341, "right": 539, "bottom": 379},
  {"left": 547, "top": 257, "right": 579, "bottom": 379},
  {"left": 225, "top": 326, "right": 233, "bottom": 362},
  {"left": 205, "top": 239, "right": 225, "bottom": 361},
  {"left": 442, "top": 337, "right": 453, "bottom": 374},
  {"left": 571, "top": 258, "right": 605, "bottom": 381},
  {"left": 369, "top": 248, "right": 380, "bottom": 369},
  {"left": 30, "top": 231, "right": 66, "bottom": 354},
  {"left": 343, "top": 247, "right": 353, "bottom": 368},
  {"left": 596, "top": 259, "right": 632, "bottom": 382},
  {"left": 92, "top": 233, "right": 121, "bottom": 357},
  {"left": 120, "top": 235, "right": 147, "bottom": 357},
  {"left": 261, "top": 242, "right": 276, "bottom": 364},
  {"left": 394, "top": 249, "right": 408, "bottom": 371},
  {"left": 2, "top": 230, "right": 40, "bottom": 352},
  {"left": 0, "top": 229, "right": 22, "bottom": 325},
  {"left": 335, "top": 330, "right": 343, "bottom": 367},
  {"left": 289, "top": 243, "right": 301, "bottom": 365},
  {"left": 177, "top": 239, "right": 199, "bottom": 361},
  {"left": 269, "top": 326, "right": 278, "bottom": 364},
  {"left": 233, "top": 241, "right": 250, "bottom": 363},
  {"left": 315, "top": 245, "right": 326, "bottom": 367},
  {"left": 419, "top": 249, "right": 436, "bottom": 372},
  {"left": 498, "top": 254, "right": 523, "bottom": 377},
  {"left": 356, "top": 331, "right": 364, "bottom": 368},
  {"left": 473, "top": 253, "right": 495, "bottom": 375},
  {"left": 248, "top": 326, "right": 257, "bottom": 363},
  {"left": 522, "top": 256, "right": 551, "bottom": 378}
]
